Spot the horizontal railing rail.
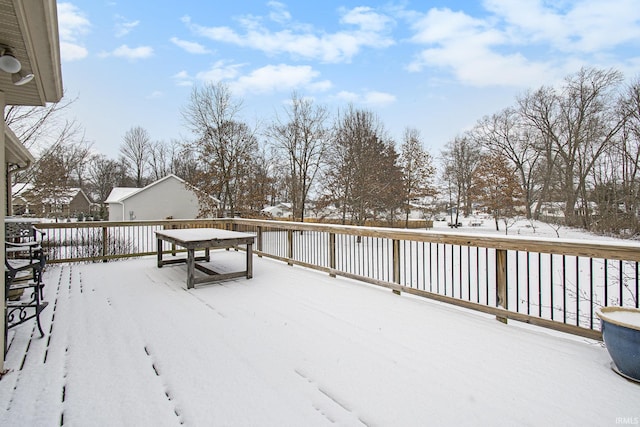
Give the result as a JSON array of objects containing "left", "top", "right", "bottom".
[{"left": 34, "top": 218, "right": 640, "bottom": 340}]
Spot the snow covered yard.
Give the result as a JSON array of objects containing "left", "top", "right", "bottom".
[{"left": 1, "top": 252, "right": 639, "bottom": 426}]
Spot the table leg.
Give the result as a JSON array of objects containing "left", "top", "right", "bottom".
[
  {"left": 187, "top": 248, "right": 195, "bottom": 289},
  {"left": 246, "top": 243, "right": 253, "bottom": 279},
  {"left": 205, "top": 246, "right": 210, "bottom": 262},
  {"left": 157, "top": 238, "right": 163, "bottom": 267}
]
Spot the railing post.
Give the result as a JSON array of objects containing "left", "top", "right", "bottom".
[
  {"left": 257, "top": 226, "right": 263, "bottom": 257},
  {"left": 329, "top": 232, "right": 336, "bottom": 277},
  {"left": 393, "top": 239, "right": 401, "bottom": 295},
  {"left": 102, "top": 226, "right": 108, "bottom": 262},
  {"left": 287, "top": 229, "right": 293, "bottom": 266},
  {"left": 496, "top": 249, "right": 508, "bottom": 323}
]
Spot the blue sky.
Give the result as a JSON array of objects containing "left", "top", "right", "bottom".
[{"left": 57, "top": 1, "right": 640, "bottom": 159}]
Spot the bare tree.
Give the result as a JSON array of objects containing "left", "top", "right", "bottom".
[
  {"left": 441, "top": 135, "right": 481, "bottom": 220},
  {"left": 6, "top": 99, "right": 90, "bottom": 204},
  {"left": 170, "top": 144, "right": 200, "bottom": 183},
  {"left": 87, "top": 154, "right": 124, "bottom": 218},
  {"left": 617, "top": 78, "right": 640, "bottom": 234},
  {"left": 590, "top": 77, "right": 640, "bottom": 235},
  {"left": 267, "top": 92, "right": 329, "bottom": 222},
  {"left": 243, "top": 147, "right": 278, "bottom": 214},
  {"left": 399, "top": 127, "right": 436, "bottom": 227},
  {"left": 147, "top": 139, "right": 190, "bottom": 181},
  {"left": 325, "top": 105, "right": 403, "bottom": 226},
  {"left": 182, "top": 82, "right": 259, "bottom": 216},
  {"left": 470, "top": 152, "right": 524, "bottom": 232},
  {"left": 472, "top": 108, "right": 542, "bottom": 219},
  {"left": 519, "top": 68, "right": 625, "bottom": 227},
  {"left": 4, "top": 95, "right": 78, "bottom": 152},
  {"left": 30, "top": 134, "right": 92, "bottom": 218},
  {"left": 6, "top": 96, "right": 94, "bottom": 217},
  {"left": 120, "top": 126, "right": 151, "bottom": 187},
  {"left": 517, "top": 86, "right": 562, "bottom": 220}
]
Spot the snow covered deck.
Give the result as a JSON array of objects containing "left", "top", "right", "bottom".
[{"left": 2, "top": 252, "right": 639, "bottom": 425}]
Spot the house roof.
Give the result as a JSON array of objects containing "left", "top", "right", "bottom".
[
  {"left": 11, "top": 182, "right": 33, "bottom": 197},
  {"left": 261, "top": 206, "right": 282, "bottom": 214},
  {"left": 4, "top": 124, "right": 34, "bottom": 168},
  {"left": 104, "top": 174, "right": 220, "bottom": 204},
  {"left": 12, "top": 183, "right": 88, "bottom": 199},
  {"left": 105, "top": 187, "right": 138, "bottom": 204},
  {"left": 41, "top": 188, "right": 91, "bottom": 205}
]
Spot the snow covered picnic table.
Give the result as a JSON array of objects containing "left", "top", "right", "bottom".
[
  {"left": 1, "top": 254, "right": 639, "bottom": 426},
  {"left": 155, "top": 228, "right": 254, "bottom": 289}
]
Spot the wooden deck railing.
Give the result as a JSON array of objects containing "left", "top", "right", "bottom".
[{"left": 35, "top": 218, "right": 640, "bottom": 340}]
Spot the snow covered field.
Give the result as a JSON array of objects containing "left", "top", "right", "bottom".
[
  {"left": 429, "top": 216, "right": 630, "bottom": 241},
  {"left": 1, "top": 252, "right": 639, "bottom": 426}
]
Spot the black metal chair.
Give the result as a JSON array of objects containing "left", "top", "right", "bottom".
[
  {"left": 5, "top": 221, "right": 47, "bottom": 298},
  {"left": 4, "top": 225, "right": 49, "bottom": 355},
  {"left": 5, "top": 220, "right": 46, "bottom": 246}
]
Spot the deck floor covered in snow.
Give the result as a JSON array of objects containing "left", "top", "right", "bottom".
[{"left": 2, "top": 252, "right": 639, "bottom": 426}]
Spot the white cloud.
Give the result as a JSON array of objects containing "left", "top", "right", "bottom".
[
  {"left": 183, "top": 6, "right": 394, "bottom": 63},
  {"left": 195, "top": 60, "right": 244, "bottom": 83},
  {"left": 405, "top": 2, "right": 640, "bottom": 88},
  {"left": 102, "top": 44, "right": 154, "bottom": 60},
  {"left": 60, "top": 41, "right": 88, "bottom": 62},
  {"left": 170, "top": 37, "right": 211, "bottom": 54},
  {"left": 267, "top": 1, "right": 291, "bottom": 24},
  {"left": 362, "top": 91, "right": 396, "bottom": 107},
  {"left": 147, "top": 91, "right": 164, "bottom": 99},
  {"left": 334, "top": 90, "right": 396, "bottom": 107},
  {"left": 307, "top": 79, "right": 333, "bottom": 92},
  {"left": 57, "top": 2, "right": 90, "bottom": 61},
  {"left": 485, "top": 0, "right": 640, "bottom": 53},
  {"left": 115, "top": 16, "right": 140, "bottom": 37},
  {"left": 173, "top": 70, "right": 193, "bottom": 87},
  {"left": 409, "top": 8, "right": 500, "bottom": 45},
  {"left": 340, "top": 6, "right": 393, "bottom": 32},
  {"left": 335, "top": 91, "right": 359, "bottom": 103},
  {"left": 190, "top": 62, "right": 330, "bottom": 95},
  {"left": 406, "top": 7, "right": 554, "bottom": 87},
  {"left": 229, "top": 64, "right": 329, "bottom": 95}
]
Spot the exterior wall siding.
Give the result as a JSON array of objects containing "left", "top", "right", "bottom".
[
  {"left": 68, "top": 194, "right": 91, "bottom": 216},
  {"left": 108, "top": 202, "right": 124, "bottom": 221},
  {"left": 111, "top": 177, "right": 201, "bottom": 221}
]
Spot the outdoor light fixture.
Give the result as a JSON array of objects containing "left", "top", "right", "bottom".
[
  {"left": 0, "top": 46, "right": 22, "bottom": 74},
  {"left": 12, "top": 70, "right": 34, "bottom": 86}
]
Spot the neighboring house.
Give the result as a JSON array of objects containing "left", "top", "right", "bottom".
[
  {"left": 10, "top": 182, "right": 33, "bottom": 215},
  {"left": 12, "top": 183, "right": 93, "bottom": 217},
  {"left": 42, "top": 188, "right": 93, "bottom": 218},
  {"left": 261, "top": 202, "right": 293, "bottom": 219},
  {"left": 105, "top": 174, "right": 218, "bottom": 221},
  {"left": 307, "top": 203, "right": 340, "bottom": 220},
  {"left": 538, "top": 201, "right": 566, "bottom": 219}
]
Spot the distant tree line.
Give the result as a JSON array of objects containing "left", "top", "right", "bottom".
[
  {"left": 7, "top": 83, "right": 436, "bottom": 226},
  {"left": 6, "top": 67, "right": 640, "bottom": 237},
  {"left": 441, "top": 67, "right": 640, "bottom": 237}
]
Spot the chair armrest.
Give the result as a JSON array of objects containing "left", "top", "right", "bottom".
[{"left": 6, "top": 241, "right": 41, "bottom": 250}]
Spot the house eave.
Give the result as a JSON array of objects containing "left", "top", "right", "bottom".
[
  {"left": 0, "top": 0, "right": 63, "bottom": 106},
  {"left": 4, "top": 123, "right": 34, "bottom": 168}
]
